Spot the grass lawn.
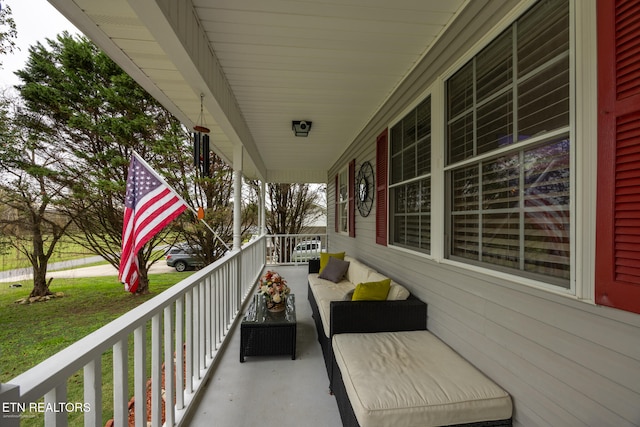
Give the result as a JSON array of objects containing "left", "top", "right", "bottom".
[{"left": 0, "top": 271, "right": 194, "bottom": 426}]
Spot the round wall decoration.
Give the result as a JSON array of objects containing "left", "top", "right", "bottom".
[{"left": 356, "top": 161, "right": 374, "bottom": 217}]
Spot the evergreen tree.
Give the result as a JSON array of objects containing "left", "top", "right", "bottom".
[{"left": 15, "top": 33, "right": 191, "bottom": 294}]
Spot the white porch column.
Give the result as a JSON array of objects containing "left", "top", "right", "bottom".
[
  {"left": 260, "top": 181, "right": 266, "bottom": 235},
  {"left": 233, "top": 146, "right": 243, "bottom": 250}
]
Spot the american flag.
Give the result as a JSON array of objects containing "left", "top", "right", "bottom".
[{"left": 119, "top": 153, "right": 188, "bottom": 292}]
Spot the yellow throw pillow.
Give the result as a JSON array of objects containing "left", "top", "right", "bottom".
[
  {"left": 351, "top": 279, "right": 391, "bottom": 301},
  {"left": 319, "top": 252, "right": 345, "bottom": 272}
]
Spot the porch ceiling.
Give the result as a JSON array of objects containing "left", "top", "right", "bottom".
[{"left": 48, "top": 0, "right": 466, "bottom": 183}]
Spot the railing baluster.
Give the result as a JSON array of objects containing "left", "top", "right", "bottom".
[
  {"left": 83, "top": 357, "right": 102, "bottom": 427},
  {"left": 134, "top": 325, "right": 146, "bottom": 427},
  {"left": 175, "top": 296, "right": 185, "bottom": 410},
  {"left": 185, "top": 289, "right": 193, "bottom": 393},
  {"left": 199, "top": 281, "right": 206, "bottom": 371},
  {"left": 44, "top": 383, "right": 67, "bottom": 427},
  {"left": 151, "top": 314, "right": 162, "bottom": 427},
  {"left": 113, "top": 339, "right": 128, "bottom": 427},
  {"left": 164, "top": 306, "right": 175, "bottom": 426},
  {"left": 205, "top": 275, "right": 212, "bottom": 358},
  {"left": 192, "top": 285, "right": 200, "bottom": 380}
]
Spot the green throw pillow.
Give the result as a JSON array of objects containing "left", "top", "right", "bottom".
[
  {"left": 351, "top": 279, "right": 391, "bottom": 301},
  {"left": 319, "top": 252, "right": 345, "bottom": 272}
]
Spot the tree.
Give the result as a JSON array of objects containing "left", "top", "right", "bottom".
[
  {"left": 14, "top": 34, "right": 191, "bottom": 294},
  {"left": 0, "top": 2, "right": 18, "bottom": 69},
  {"left": 248, "top": 182, "right": 325, "bottom": 262},
  {"left": 172, "top": 151, "right": 257, "bottom": 265},
  {"left": 12, "top": 33, "right": 256, "bottom": 293},
  {"left": 0, "top": 94, "right": 77, "bottom": 297}
]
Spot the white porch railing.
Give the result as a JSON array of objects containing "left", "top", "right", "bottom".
[
  {"left": 0, "top": 236, "right": 266, "bottom": 427},
  {"left": 265, "top": 234, "right": 327, "bottom": 265}
]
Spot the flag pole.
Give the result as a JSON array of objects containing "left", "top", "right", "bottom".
[{"left": 131, "top": 151, "right": 231, "bottom": 251}]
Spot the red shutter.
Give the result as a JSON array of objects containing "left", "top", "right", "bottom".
[
  {"left": 334, "top": 173, "right": 339, "bottom": 233},
  {"left": 595, "top": 0, "right": 640, "bottom": 314},
  {"left": 376, "top": 129, "right": 388, "bottom": 246},
  {"left": 349, "top": 159, "right": 356, "bottom": 237}
]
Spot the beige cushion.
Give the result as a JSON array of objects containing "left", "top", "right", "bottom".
[
  {"left": 333, "top": 331, "right": 513, "bottom": 427},
  {"left": 344, "top": 256, "right": 375, "bottom": 286},
  {"left": 387, "top": 281, "right": 410, "bottom": 300}
]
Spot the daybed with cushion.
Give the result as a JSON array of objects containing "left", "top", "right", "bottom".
[
  {"left": 307, "top": 253, "right": 427, "bottom": 387},
  {"left": 332, "top": 330, "right": 513, "bottom": 427}
]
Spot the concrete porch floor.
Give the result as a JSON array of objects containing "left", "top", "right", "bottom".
[{"left": 185, "top": 265, "right": 343, "bottom": 427}]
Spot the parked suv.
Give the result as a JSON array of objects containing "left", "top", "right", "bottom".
[
  {"left": 165, "top": 246, "right": 204, "bottom": 272},
  {"left": 290, "top": 240, "right": 323, "bottom": 262}
]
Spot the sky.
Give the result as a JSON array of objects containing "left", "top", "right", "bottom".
[{"left": 1, "top": 0, "right": 79, "bottom": 90}]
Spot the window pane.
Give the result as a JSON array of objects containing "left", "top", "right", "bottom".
[
  {"left": 482, "top": 212, "right": 520, "bottom": 270},
  {"left": 476, "top": 29, "right": 513, "bottom": 102},
  {"left": 339, "top": 170, "right": 348, "bottom": 202},
  {"left": 448, "top": 113, "right": 474, "bottom": 164},
  {"left": 448, "top": 61, "right": 474, "bottom": 119},
  {"left": 403, "top": 113, "right": 416, "bottom": 148},
  {"left": 451, "top": 214, "right": 479, "bottom": 260},
  {"left": 452, "top": 165, "right": 479, "bottom": 211},
  {"left": 420, "top": 214, "right": 431, "bottom": 252},
  {"left": 391, "top": 153, "right": 402, "bottom": 184},
  {"left": 420, "top": 178, "right": 431, "bottom": 212},
  {"left": 394, "top": 215, "right": 406, "bottom": 245},
  {"left": 394, "top": 186, "right": 406, "bottom": 214},
  {"left": 403, "top": 147, "right": 416, "bottom": 182},
  {"left": 482, "top": 154, "right": 520, "bottom": 210},
  {"left": 406, "top": 215, "right": 420, "bottom": 247},
  {"left": 340, "top": 202, "right": 348, "bottom": 233},
  {"left": 517, "top": 0, "right": 569, "bottom": 78},
  {"left": 391, "top": 123, "right": 403, "bottom": 155},
  {"left": 477, "top": 92, "right": 513, "bottom": 154},
  {"left": 524, "top": 210, "right": 570, "bottom": 284},
  {"left": 524, "top": 139, "right": 570, "bottom": 208},
  {"left": 417, "top": 99, "right": 431, "bottom": 140},
  {"left": 417, "top": 99, "right": 431, "bottom": 175},
  {"left": 406, "top": 181, "right": 420, "bottom": 213},
  {"left": 417, "top": 137, "right": 431, "bottom": 176},
  {"left": 518, "top": 58, "right": 570, "bottom": 139}
]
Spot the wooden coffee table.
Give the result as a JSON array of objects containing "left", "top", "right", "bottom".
[{"left": 240, "top": 294, "right": 297, "bottom": 362}]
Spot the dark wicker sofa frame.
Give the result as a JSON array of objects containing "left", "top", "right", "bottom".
[{"left": 307, "top": 259, "right": 428, "bottom": 389}]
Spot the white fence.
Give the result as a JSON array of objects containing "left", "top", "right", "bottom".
[{"left": 0, "top": 236, "right": 265, "bottom": 427}]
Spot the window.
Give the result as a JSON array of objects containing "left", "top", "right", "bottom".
[
  {"left": 337, "top": 167, "right": 349, "bottom": 234},
  {"left": 445, "top": 0, "right": 571, "bottom": 287},
  {"left": 389, "top": 97, "right": 431, "bottom": 253}
]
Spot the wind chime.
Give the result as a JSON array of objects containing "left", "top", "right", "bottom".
[
  {"left": 193, "top": 94, "right": 210, "bottom": 220},
  {"left": 193, "top": 94, "right": 211, "bottom": 178}
]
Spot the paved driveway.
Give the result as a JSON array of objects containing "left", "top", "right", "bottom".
[{"left": 0, "top": 262, "right": 176, "bottom": 283}]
